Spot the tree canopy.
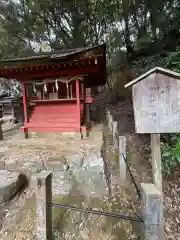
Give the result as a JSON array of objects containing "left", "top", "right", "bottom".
[{"left": 0, "top": 0, "right": 180, "bottom": 69}]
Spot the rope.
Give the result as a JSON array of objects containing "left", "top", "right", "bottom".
[
  {"left": 122, "top": 153, "right": 141, "bottom": 200},
  {"left": 49, "top": 203, "right": 143, "bottom": 223}
]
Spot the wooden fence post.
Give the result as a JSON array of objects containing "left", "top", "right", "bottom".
[
  {"left": 0, "top": 160, "right": 5, "bottom": 169},
  {"left": 108, "top": 113, "right": 113, "bottom": 132},
  {"left": 119, "top": 136, "right": 127, "bottom": 184},
  {"left": 141, "top": 183, "right": 164, "bottom": 240},
  {"left": 35, "top": 171, "right": 53, "bottom": 240},
  {"left": 111, "top": 115, "right": 114, "bottom": 133},
  {"left": 106, "top": 110, "right": 110, "bottom": 123},
  {"left": 106, "top": 110, "right": 109, "bottom": 128},
  {"left": 112, "top": 121, "right": 118, "bottom": 149},
  {"left": 0, "top": 119, "right": 3, "bottom": 140}
]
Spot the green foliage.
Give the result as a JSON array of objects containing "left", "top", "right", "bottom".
[
  {"left": 132, "top": 45, "right": 180, "bottom": 77},
  {"left": 0, "top": 0, "right": 115, "bottom": 55},
  {"left": 1, "top": 0, "right": 180, "bottom": 60},
  {"left": 161, "top": 135, "right": 180, "bottom": 175}
]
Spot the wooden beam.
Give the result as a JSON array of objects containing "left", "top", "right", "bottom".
[
  {"left": 0, "top": 56, "right": 104, "bottom": 76},
  {"left": 2, "top": 67, "right": 100, "bottom": 81}
]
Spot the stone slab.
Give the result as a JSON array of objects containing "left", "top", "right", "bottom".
[{"left": 0, "top": 170, "right": 26, "bottom": 203}]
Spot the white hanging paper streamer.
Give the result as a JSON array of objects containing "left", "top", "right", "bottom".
[
  {"left": 58, "top": 76, "right": 84, "bottom": 83},
  {"left": 55, "top": 79, "right": 59, "bottom": 91},
  {"left": 66, "top": 82, "right": 69, "bottom": 98},
  {"left": 44, "top": 83, "right": 47, "bottom": 93},
  {"left": 33, "top": 83, "right": 36, "bottom": 93}
]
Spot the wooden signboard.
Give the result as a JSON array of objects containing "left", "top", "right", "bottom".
[
  {"left": 124, "top": 67, "right": 176, "bottom": 239},
  {"left": 124, "top": 66, "right": 180, "bottom": 194},
  {"left": 125, "top": 67, "right": 180, "bottom": 134}
]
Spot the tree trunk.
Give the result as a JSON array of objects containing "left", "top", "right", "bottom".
[{"left": 121, "top": 0, "right": 134, "bottom": 57}]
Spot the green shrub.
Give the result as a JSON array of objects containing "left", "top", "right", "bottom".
[{"left": 161, "top": 135, "right": 180, "bottom": 175}]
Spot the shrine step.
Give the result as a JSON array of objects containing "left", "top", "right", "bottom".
[
  {"left": 33, "top": 107, "right": 77, "bottom": 114},
  {"left": 29, "top": 118, "right": 77, "bottom": 123},
  {"left": 31, "top": 113, "right": 76, "bottom": 118},
  {"left": 33, "top": 110, "right": 77, "bottom": 114},
  {"left": 20, "top": 126, "right": 80, "bottom": 133},
  {"left": 26, "top": 122, "right": 78, "bottom": 128}
]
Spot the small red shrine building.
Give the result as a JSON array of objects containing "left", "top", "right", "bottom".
[{"left": 0, "top": 44, "right": 106, "bottom": 137}]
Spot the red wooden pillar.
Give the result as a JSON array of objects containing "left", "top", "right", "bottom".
[
  {"left": 21, "top": 82, "right": 28, "bottom": 124},
  {"left": 76, "top": 79, "right": 81, "bottom": 130}
]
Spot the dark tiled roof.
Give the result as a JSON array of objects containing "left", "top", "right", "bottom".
[
  {"left": 0, "top": 44, "right": 106, "bottom": 86},
  {"left": 0, "top": 44, "right": 105, "bottom": 64}
]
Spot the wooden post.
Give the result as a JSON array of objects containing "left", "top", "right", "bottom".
[
  {"left": 35, "top": 171, "right": 52, "bottom": 240},
  {"left": 11, "top": 102, "right": 15, "bottom": 119},
  {"left": 109, "top": 114, "right": 113, "bottom": 133},
  {"left": 86, "top": 103, "right": 90, "bottom": 123},
  {"left": 70, "top": 84, "right": 73, "bottom": 98},
  {"left": 106, "top": 110, "right": 110, "bottom": 128},
  {"left": 81, "top": 82, "right": 84, "bottom": 98},
  {"left": 0, "top": 119, "right": 3, "bottom": 140},
  {"left": 151, "top": 134, "right": 162, "bottom": 193},
  {"left": 119, "top": 136, "right": 127, "bottom": 184},
  {"left": 76, "top": 79, "right": 81, "bottom": 130},
  {"left": 112, "top": 121, "right": 118, "bottom": 149},
  {"left": 0, "top": 160, "right": 5, "bottom": 169},
  {"left": 21, "top": 83, "right": 28, "bottom": 124},
  {"left": 85, "top": 88, "right": 91, "bottom": 123},
  {"left": 150, "top": 134, "right": 164, "bottom": 239},
  {"left": 141, "top": 183, "right": 164, "bottom": 240}
]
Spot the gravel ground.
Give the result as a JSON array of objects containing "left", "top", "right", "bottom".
[
  {"left": 0, "top": 124, "right": 105, "bottom": 239},
  {"left": 0, "top": 124, "right": 103, "bottom": 169},
  {"left": 0, "top": 122, "right": 140, "bottom": 240}
]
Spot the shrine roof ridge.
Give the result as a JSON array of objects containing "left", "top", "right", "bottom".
[
  {"left": 0, "top": 44, "right": 106, "bottom": 66},
  {"left": 125, "top": 66, "right": 180, "bottom": 88}
]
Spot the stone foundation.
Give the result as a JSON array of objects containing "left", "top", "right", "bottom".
[{"left": 26, "top": 131, "right": 83, "bottom": 140}]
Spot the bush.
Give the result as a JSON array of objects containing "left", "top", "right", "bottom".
[{"left": 161, "top": 134, "right": 180, "bottom": 175}]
